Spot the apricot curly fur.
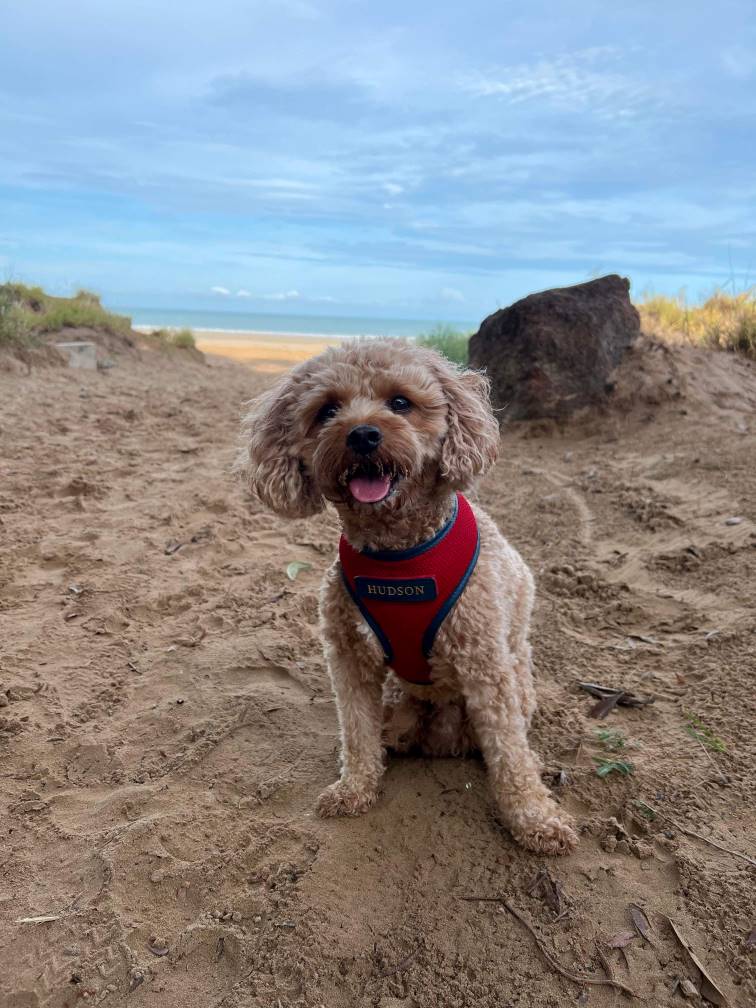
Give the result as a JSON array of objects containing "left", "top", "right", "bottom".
[{"left": 240, "top": 338, "right": 578, "bottom": 855}]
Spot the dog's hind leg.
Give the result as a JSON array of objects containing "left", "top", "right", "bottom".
[
  {"left": 460, "top": 651, "right": 578, "bottom": 856},
  {"left": 508, "top": 565, "right": 537, "bottom": 728},
  {"left": 382, "top": 677, "right": 424, "bottom": 754},
  {"left": 420, "top": 700, "right": 477, "bottom": 757}
]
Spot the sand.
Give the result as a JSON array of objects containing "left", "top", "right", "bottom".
[
  {"left": 0, "top": 333, "right": 755, "bottom": 1008},
  {"left": 136, "top": 327, "right": 344, "bottom": 372}
]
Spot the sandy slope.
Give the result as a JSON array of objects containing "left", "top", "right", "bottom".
[{"left": 0, "top": 336, "right": 754, "bottom": 1008}]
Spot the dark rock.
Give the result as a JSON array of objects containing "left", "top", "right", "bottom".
[{"left": 468, "top": 275, "right": 640, "bottom": 420}]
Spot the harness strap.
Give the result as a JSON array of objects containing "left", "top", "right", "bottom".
[{"left": 338, "top": 494, "right": 480, "bottom": 684}]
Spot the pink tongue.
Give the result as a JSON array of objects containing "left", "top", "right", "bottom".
[{"left": 348, "top": 474, "right": 391, "bottom": 503}]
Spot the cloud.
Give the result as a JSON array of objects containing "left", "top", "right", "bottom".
[
  {"left": 262, "top": 289, "right": 300, "bottom": 301},
  {"left": 459, "top": 48, "right": 658, "bottom": 120},
  {"left": 2, "top": 4, "right": 755, "bottom": 317}
]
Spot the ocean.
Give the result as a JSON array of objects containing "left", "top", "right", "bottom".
[{"left": 120, "top": 306, "right": 476, "bottom": 339}]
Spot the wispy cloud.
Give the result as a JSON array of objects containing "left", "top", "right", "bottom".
[
  {"left": 460, "top": 47, "right": 660, "bottom": 119},
  {"left": 263, "top": 289, "right": 301, "bottom": 301},
  {"left": 1, "top": 2, "right": 754, "bottom": 314}
]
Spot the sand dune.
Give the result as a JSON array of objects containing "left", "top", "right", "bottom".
[{"left": 0, "top": 336, "right": 754, "bottom": 1007}]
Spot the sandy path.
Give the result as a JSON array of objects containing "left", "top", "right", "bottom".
[
  {"left": 0, "top": 339, "right": 754, "bottom": 1008},
  {"left": 193, "top": 333, "right": 342, "bottom": 372}
]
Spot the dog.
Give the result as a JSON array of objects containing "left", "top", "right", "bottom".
[{"left": 239, "top": 338, "right": 577, "bottom": 855}]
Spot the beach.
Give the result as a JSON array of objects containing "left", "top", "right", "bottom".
[
  {"left": 1, "top": 328, "right": 755, "bottom": 1007},
  {"left": 185, "top": 330, "right": 342, "bottom": 370}
]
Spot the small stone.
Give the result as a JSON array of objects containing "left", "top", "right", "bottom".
[
  {"left": 231, "top": 912, "right": 242, "bottom": 923},
  {"left": 147, "top": 935, "right": 169, "bottom": 957},
  {"left": 633, "top": 841, "right": 654, "bottom": 860},
  {"left": 680, "top": 978, "right": 699, "bottom": 998},
  {"left": 14, "top": 799, "right": 47, "bottom": 814},
  {"left": 8, "top": 686, "right": 36, "bottom": 701},
  {"left": 0, "top": 694, "right": 8, "bottom": 708},
  {"left": 128, "top": 968, "right": 146, "bottom": 992}
]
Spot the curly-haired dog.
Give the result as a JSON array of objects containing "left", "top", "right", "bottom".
[{"left": 240, "top": 339, "right": 577, "bottom": 855}]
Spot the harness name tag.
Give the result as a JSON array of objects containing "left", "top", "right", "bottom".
[{"left": 354, "top": 576, "right": 437, "bottom": 602}]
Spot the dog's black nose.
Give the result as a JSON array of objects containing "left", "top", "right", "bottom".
[{"left": 346, "top": 424, "right": 382, "bottom": 455}]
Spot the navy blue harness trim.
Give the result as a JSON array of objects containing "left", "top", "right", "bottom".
[
  {"left": 340, "top": 569, "right": 393, "bottom": 663},
  {"left": 359, "top": 495, "right": 459, "bottom": 561},
  {"left": 420, "top": 529, "right": 480, "bottom": 658},
  {"left": 340, "top": 505, "right": 480, "bottom": 674}
]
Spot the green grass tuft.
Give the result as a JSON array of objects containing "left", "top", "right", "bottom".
[
  {"left": 594, "top": 756, "right": 634, "bottom": 778},
  {"left": 151, "top": 326, "right": 196, "bottom": 349},
  {"left": 171, "top": 327, "right": 196, "bottom": 349},
  {"left": 416, "top": 324, "right": 471, "bottom": 365},
  {"left": 0, "top": 281, "right": 132, "bottom": 344},
  {"left": 638, "top": 288, "right": 756, "bottom": 359},
  {"left": 596, "top": 728, "right": 626, "bottom": 752},
  {"left": 683, "top": 711, "right": 726, "bottom": 753},
  {"left": 0, "top": 285, "right": 36, "bottom": 346}
]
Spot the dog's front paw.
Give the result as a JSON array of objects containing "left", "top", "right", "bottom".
[
  {"left": 512, "top": 810, "right": 579, "bottom": 856},
  {"left": 315, "top": 778, "right": 377, "bottom": 818}
]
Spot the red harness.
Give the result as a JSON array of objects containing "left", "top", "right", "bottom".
[{"left": 339, "top": 494, "right": 480, "bottom": 685}]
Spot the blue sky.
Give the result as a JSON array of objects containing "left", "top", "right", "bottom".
[{"left": 1, "top": 1, "right": 755, "bottom": 321}]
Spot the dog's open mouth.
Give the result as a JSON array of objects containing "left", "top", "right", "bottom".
[{"left": 339, "top": 462, "right": 400, "bottom": 504}]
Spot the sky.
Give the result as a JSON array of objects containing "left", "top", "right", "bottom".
[{"left": 1, "top": 1, "right": 755, "bottom": 322}]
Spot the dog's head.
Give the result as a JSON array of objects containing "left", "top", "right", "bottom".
[{"left": 239, "top": 339, "right": 499, "bottom": 519}]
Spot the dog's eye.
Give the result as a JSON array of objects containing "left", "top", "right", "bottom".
[
  {"left": 388, "top": 395, "right": 412, "bottom": 414},
  {"left": 315, "top": 401, "right": 340, "bottom": 424}
]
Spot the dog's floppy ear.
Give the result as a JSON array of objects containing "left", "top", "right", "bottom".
[
  {"left": 238, "top": 372, "right": 323, "bottom": 518},
  {"left": 434, "top": 359, "right": 500, "bottom": 488}
]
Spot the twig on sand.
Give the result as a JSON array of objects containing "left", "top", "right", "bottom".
[
  {"left": 577, "top": 682, "right": 654, "bottom": 715},
  {"left": 691, "top": 733, "right": 728, "bottom": 786},
  {"left": 377, "top": 946, "right": 420, "bottom": 978},
  {"left": 595, "top": 941, "right": 616, "bottom": 982},
  {"left": 459, "top": 895, "right": 509, "bottom": 902},
  {"left": 639, "top": 800, "right": 755, "bottom": 868},
  {"left": 499, "top": 901, "right": 642, "bottom": 999},
  {"left": 672, "top": 819, "right": 756, "bottom": 869}
]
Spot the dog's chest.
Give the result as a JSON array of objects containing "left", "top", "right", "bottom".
[{"left": 338, "top": 493, "right": 480, "bottom": 685}]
